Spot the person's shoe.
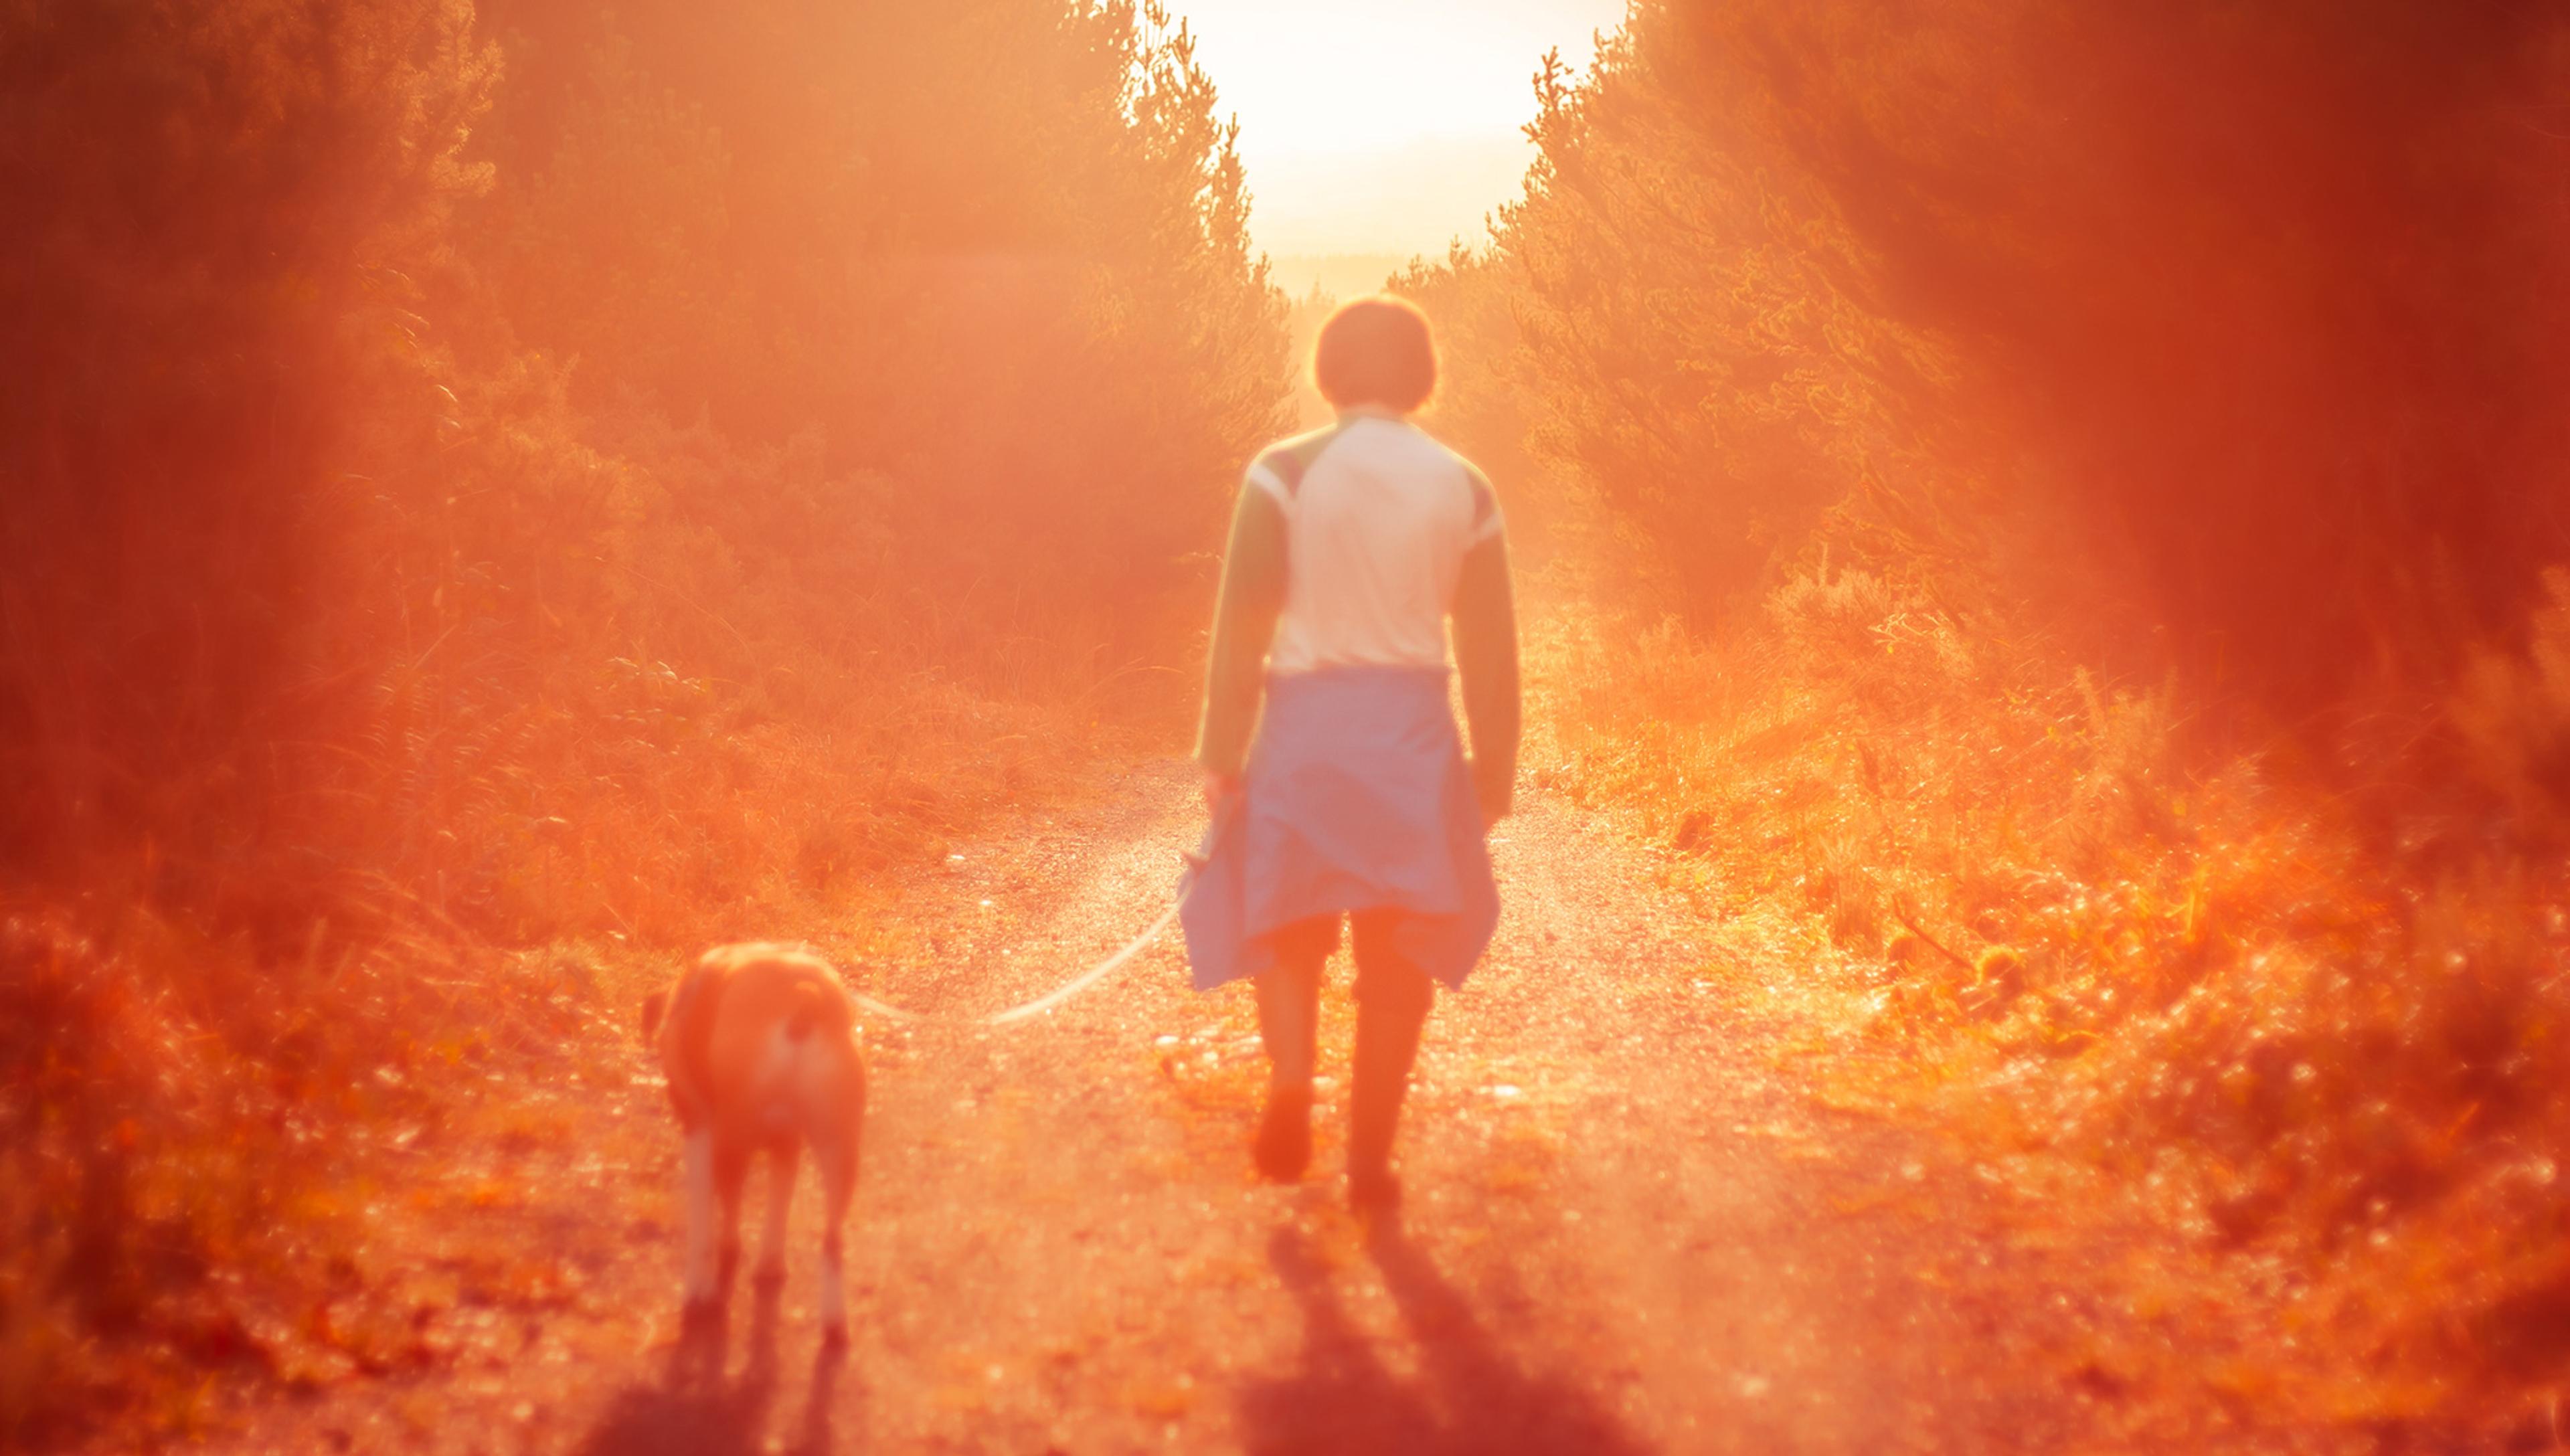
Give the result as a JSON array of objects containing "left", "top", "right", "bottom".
[
  {"left": 1254, "top": 1085, "right": 1313, "bottom": 1181},
  {"left": 1348, "top": 1162, "right": 1401, "bottom": 1216}
]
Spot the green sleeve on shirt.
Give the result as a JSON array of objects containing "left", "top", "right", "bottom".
[
  {"left": 1452, "top": 529, "right": 1521, "bottom": 820},
  {"left": 1193, "top": 482, "right": 1288, "bottom": 778}
]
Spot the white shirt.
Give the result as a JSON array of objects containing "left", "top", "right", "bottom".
[{"left": 1246, "top": 412, "right": 1503, "bottom": 676}]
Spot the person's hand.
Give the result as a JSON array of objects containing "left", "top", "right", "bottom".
[
  {"left": 1203, "top": 769, "right": 1243, "bottom": 814},
  {"left": 1466, "top": 756, "right": 1512, "bottom": 828}
]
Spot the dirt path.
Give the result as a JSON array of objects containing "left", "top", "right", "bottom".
[{"left": 203, "top": 760, "right": 2101, "bottom": 1454}]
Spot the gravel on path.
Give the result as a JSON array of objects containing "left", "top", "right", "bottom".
[{"left": 198, "top": 759, "right": 2093, "bottom": 1455}]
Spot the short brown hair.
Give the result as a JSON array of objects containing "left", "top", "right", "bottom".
[{"left": 1313, "top": 295, "right": 1437, "bottom": 414}]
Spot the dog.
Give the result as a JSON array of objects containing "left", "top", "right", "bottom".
[{"left": 642, "top": 942, "right": 866, "bottom": 1340}]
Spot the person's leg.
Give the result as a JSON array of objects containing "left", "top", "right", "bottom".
[
  {"left": 1252, "top": 915, "right": 1335, "bottom": 1180},
  {"left": 1347, "top": 911, "right": 1435, "bottom": 1212}
]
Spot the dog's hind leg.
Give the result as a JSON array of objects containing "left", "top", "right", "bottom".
[
  {"left": 680, "top": 1127, "right": 720, "bottom": 1312},
  {"left": 815, "top": 1126, "right": 859, "bottom": 1343},
  {"left": 755, "top": 1142, "right": 797, "bottom": 1288},
  {"left": 714, "top": 1139, "right": 752, "bottom": 1297}
]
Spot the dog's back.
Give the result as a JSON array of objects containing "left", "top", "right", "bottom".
[
  {"left": 653, "top": 943, "right": 862, "bottom": 1139},
  {"left": 646, "top": 941, "right": 865, "bottom": 1337}
]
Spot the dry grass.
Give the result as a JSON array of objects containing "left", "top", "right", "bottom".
[
  {"left": 0, "top": 903, "right": 558, "bottom": 1445},
  {"left": 0, "top": 643, "right": 1144, "bottom": 1450},
  {"left": 1525, "top": 565, "right": 2570, "bottom": 1447}
]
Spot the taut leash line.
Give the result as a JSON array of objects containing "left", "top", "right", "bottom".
[
  {"left": 845, "top": 899, "right": 1184, "bottom": 1028},
  {"left": 842, "top": 806, "right": 1225, "bottom": 1029}
]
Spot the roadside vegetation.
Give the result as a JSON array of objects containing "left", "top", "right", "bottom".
[
  {"left": 0, "top": 1, "right": 1284, "bottom": 1444},
  {"left": 1401, "top": 1, "right": 2570, "bottom": 1444}
]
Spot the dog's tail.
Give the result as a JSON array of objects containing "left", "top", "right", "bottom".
[{"left": 642, "top": 990, "right": 668, "bottom": 1043}]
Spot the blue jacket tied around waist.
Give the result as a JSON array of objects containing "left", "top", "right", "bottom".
[{"left": 1180, "top": 665, "right": 1500, "bottom": 991}]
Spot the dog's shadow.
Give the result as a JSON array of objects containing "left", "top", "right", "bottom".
[
  {"left": 574, "top": 1286, "right": 847, "bottom": 1456},
  {"left": 1235, "top": 1217, "right": 1651, "bottom": 1455}
]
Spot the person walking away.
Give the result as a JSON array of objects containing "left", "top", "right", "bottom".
[{"left": 1179, "top": 295, "right": 1520, "bottom": 1215}]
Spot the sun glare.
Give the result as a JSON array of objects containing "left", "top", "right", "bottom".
[{"left": 1175, "top": 0, "right": 1628, "bottom": 258}]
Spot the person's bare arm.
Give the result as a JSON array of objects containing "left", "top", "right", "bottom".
[{"left": 1193, "top": 483, "right": 1289, "bottom": 790}]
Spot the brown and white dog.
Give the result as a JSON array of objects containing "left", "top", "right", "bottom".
[{"left": 642, "top": 942, "right": 866, "bottom": 1340}]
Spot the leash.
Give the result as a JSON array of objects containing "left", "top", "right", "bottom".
[
  {"left": 846, "top": 899, "right": 1185, "bottom": 1028},
  {"left": 841, "top": 804, "right": 1225, "bottom": 1029}
]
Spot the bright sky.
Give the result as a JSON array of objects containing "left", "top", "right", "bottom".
[{"left": 1172, "top": 0, "right": 1629, "bottom": 263}]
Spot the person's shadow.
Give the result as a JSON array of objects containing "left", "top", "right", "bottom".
[
  {"left": 1236, "top": 1216, "right": 1652, "bottom": 1454},
  {"left": 574, "top": 1286, "right": 847, "bottom": 1456}
]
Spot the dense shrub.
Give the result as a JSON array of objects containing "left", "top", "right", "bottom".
[
  {"left": 0, "top": 1, "right": 1286, "bottom": 1441},
  {"left": 1411, "top": 0, "right": 2570, "bottom": 1440},
  {"left": 1426, "top": 1, "right": 2570, "bottom": 704},
  {"left": 0, "top": 0, "right": 499, "bottom": 881},
  {"left": 1689, "top": 0, "right": 2570, "bottom": 704}
]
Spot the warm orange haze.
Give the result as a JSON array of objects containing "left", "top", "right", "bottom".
[{"left": 5, "top": 1, "right": 2569, "bottom": 1451}]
